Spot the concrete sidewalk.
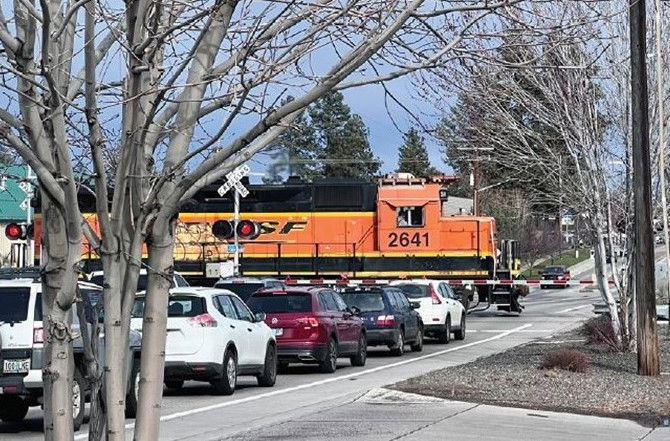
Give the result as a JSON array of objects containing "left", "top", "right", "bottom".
[{"left": 227, "top": 388, "right": 670, "bottom": 441}]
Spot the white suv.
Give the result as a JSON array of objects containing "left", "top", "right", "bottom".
[
  {"left": 130, "top": 287, "right": 277, "bottom": 395},
  {"left": 390, "top": 280, "right": 466, "bottom": 343},
  {"left": 0, "top": 279, "right": 141, "bottom": 430}
]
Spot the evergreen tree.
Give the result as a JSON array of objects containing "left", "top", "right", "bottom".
[
  {"left": 396, "top": 128, "right": 440, "bottom": 177},
  {"left": 310, "top": 91, "right": 380, "bottom": 179}
]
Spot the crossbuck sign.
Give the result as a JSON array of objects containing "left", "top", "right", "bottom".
[{"left": 217, "top": 164, "right": 251, "bottom": 198}]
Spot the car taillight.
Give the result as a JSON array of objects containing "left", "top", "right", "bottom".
[
  {"left": 188, "top": 313, "right": 218, "bottom": 327},
  {"left": 376, "top": 315, "right": 395, "bottom": 327},
  {"left": 430, "top": 286, "right": 442, "bottom": 305},
  {"left": 33, "top": 327, "right": 44, "bottom": 343},
  {"left": 298, "top": 317, "right": 319, "bottom": 328}
]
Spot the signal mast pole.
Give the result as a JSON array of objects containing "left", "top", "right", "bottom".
[{"left": 234, "top": 188, "right": 240, "bottom": 277}]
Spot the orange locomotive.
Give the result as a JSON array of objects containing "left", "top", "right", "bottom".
[{"left": 33, "top": 174, "right": 521, "bottom": 289}]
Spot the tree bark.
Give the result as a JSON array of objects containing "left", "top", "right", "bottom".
[
  {"left": 133, "top": 213, "right": 177, "bottom": 440},
  {"left": 629, "top": 0, "right": 660, "bottom": 375}
]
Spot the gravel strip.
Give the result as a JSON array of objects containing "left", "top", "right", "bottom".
[{"left": 392, "top": 320, "right": 670, "bottom": 426}]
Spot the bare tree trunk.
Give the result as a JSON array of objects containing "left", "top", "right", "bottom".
[
  {"left": 134, "top": 214, "right": 177, "bottom": 440},
  {"left": 594, "top": 219, "right": 623, "bottom": 346},
  {"left": 41, "top": 200, "right": 77, "bottom": 441}
]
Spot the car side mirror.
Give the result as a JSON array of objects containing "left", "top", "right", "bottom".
[
  {"left": 410, "top": 301, "right": 420, "bottom": 310},
  {"left": 349, "top": 306, "right": 361, "bottom": 316},
  {"left": 254, "top": 312, "right": 266, "bottom": 323}
]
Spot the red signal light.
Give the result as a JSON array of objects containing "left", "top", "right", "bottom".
[
  {"left": 236, "top": 220, "right": 260, "bottom": 239},
  {"left": 5, "top": 223, "right": 29, "bottom": 240}
]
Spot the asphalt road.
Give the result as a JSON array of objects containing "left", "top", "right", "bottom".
[{"left": 0, "top": 277, "right": 603, "bottom": 440}]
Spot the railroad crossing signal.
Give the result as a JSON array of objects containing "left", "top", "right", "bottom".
[{"left": 217, "top": 164, "right": 251, "bottom": 197}]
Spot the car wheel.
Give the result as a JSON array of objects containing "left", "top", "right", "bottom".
[
  {"left": 439, "top": 316, "right": 451, "bottom": 344},
  {"left": 318, "top": 338, "right": 338, "bottom": 373},
  {"left": 350, "top": 333, "right": 367, "bottom": 367},
  {"left": 164, "top": 380, "right": 184, "bottom": 391},
  {"left": 125, "top": 360, "right": 140, "bottom": 418},
  {"left": 454, "top": 315, "right": 466, "bottom": 341},
  {"left": 73, "top": 369, "right": 86, "bottom": 431},
  {"left": 211, "top": 349, "right": 237, "bottom": 395},
  {"left": 410, "top": 326, "right": 424, "bottom": 352},
  {"left": 0, "top": 395, "right": 29, "bottom": 422},
  {"left": 390, "top": 330, "right": 404, "bottom": 356},
  {"left": 257, "top": 343, "right": 278, "bottom": 387}
]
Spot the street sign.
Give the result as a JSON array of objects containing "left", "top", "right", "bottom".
[
  {"left": 227, "top": 244, "right": 244, "bottom": 253},
  {"left": 19, "top": 199, "right": 29, "bottom": 211},
  {"left": 217, "top": 164, "right": 251, "bottom": 197}
]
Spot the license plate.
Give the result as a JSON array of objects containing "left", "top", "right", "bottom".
[
  {"left": 2, "top": 358, "right": 30, "bottom": 374},
  {"left": 273, "top": 328, "right": 283, "bottom": 337}
]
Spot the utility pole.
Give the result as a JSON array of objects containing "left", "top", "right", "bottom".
[
  {"left": 630, "top": 0, "right": 660, "bottom": 375},
  {"left": 654, "top": 0, "right": 670, "bottom": 331},
  {"left": 473, "top": 151, "right": 480, "bottom": 216}
]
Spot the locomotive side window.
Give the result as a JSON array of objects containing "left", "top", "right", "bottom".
[{"left": 396, "top": 207, "right": 424, "bottom": 227}]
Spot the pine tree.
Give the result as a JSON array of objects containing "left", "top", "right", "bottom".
[
  {"left": 309, "top": 91, "right": 380, "bottom": 179},
  {"left": 396, "top": 128, "right": 440, "bottom": 177}
]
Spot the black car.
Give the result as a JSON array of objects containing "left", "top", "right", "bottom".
[
  {"left": 541, "top": 265, "right": 571, "bottom": 288},
  {"left": 340, "top": 287, "right": 423, "bottom": 356},
  {"left": 214, "top": 277, "right": 287, "bottom": 302}
]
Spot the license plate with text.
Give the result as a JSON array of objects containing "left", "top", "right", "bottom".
[{"left": 2, "top": 358, "right": 30, "bottom": 374}]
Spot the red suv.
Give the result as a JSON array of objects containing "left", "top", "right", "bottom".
[{"left": 247, "top": 287, "right": 367, "bottom": 373}]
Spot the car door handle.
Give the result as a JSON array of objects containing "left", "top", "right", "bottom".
[
  {"left": 247, "top": 328, "right": 253, "bottom": 332},
  {"left": 230, "top": 325, "right": 236, "bottom": 329}
]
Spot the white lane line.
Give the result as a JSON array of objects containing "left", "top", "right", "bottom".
[
  {"left": 469, "top": 329, "right": 552, "bottom": 333},
  {"left": 75, "top": 323, "right": 532, "bottom": 439},
  {"left": 557, "top": 304, "right": 591, "bottom": 314}
]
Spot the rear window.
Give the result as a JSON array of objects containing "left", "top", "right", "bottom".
[
  {"left": 395, "top": 284, "right": 429, "bottom": 299},
  {"left": 247, "top": 294, "right": 313, "bottom": 314},
  {"left": 132, "top": 296, "right": 206, "bottom": 318},
  {"left": 215, "top": 283, "right": 264, "bottom": 302},
  {"left": 544, "top": 266, "right": 564, "bottom": 273},
  {"left": 0, "top": 288, "right": 31, "bottom": 323},
  {"left": 340, "top": 292, "right": 385, "bottom": 312}
]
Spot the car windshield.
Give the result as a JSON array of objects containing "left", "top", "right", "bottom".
[
  {"left": 132, "top": 296, "right": 206, "bottom": 318},
  {"left": 340, "top": 292, "right": 385, "bottom": 312},
  {"left": 394, "top": 284, "right": 429, "bottom": 299},
  {"left": 215, "top": 283, "right": 264, "bottom": 302},
  {"left": 0, "top": 288, "right": 31, "bottom": 323},
  {"left": 247, "top": 294, "right": 312, "bottom": 314},
  {"left": 544, "top": 267, "right": 564, "bottom": 273}
]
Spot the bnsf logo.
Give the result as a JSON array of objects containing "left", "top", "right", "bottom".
[{"left": 259, "top": 221, "right": 307, "bottom": 235}]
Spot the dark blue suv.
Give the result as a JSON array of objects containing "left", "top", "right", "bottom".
[{"left": 340, "top": 287, "right": 423, "bottom": 356}]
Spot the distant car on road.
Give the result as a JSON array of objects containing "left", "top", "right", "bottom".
[
  {"left": 390, "top": 280, "right": 466, "bottom": 343},
  {"left": 130, "top": 287, "right": 277, "bottom": 395},
  {"left": 541, "top": 265, "right": 571, "bottom": 289},
  {"left": 89, "top": 269, "right": 190, "bottom": 291},
  {"left": 340, "top": 287, "right": 423, "bottom": 356},
  {"left": 247, "top": 287, "right": 367, "bottom": 373},
  {"left": 214, "top": 277, "right": 286, "bottom": 302}
]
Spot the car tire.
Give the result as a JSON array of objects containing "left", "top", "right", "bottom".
[
  {"left": 257, "top": 343, "right": 278, "bottom": 387},
  {"left": 454, "top": 315, "right": 466, "bottom": 341},
  {"left": 211, "top": 349, "right": 237, "bottom": 395},
  {"left": 390, "top": 330, "right": 404, "bottom": 356},
  {"left": 318, "top": 338, "right": 338, "bottom": 373},
  {"left": 164, "top": 380, "right": 184, "bottom": 391},
  {"left": 0, "top": 395, "right": 29, "bottom": 422},
  {"left": 73, "top": 369, "right": 86, "bottom": 431},
  {"left": 125, "top": 360, "right": 140, "bottom": 418},
  {"left": 439, "top": 316, "right": 451, "bottom": 344},
  {"left": 350, "top": 333, "right": 367, "bottom": 367},
  {"left": 410, "top": 326, "right": 424, "bottom": 352}
]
